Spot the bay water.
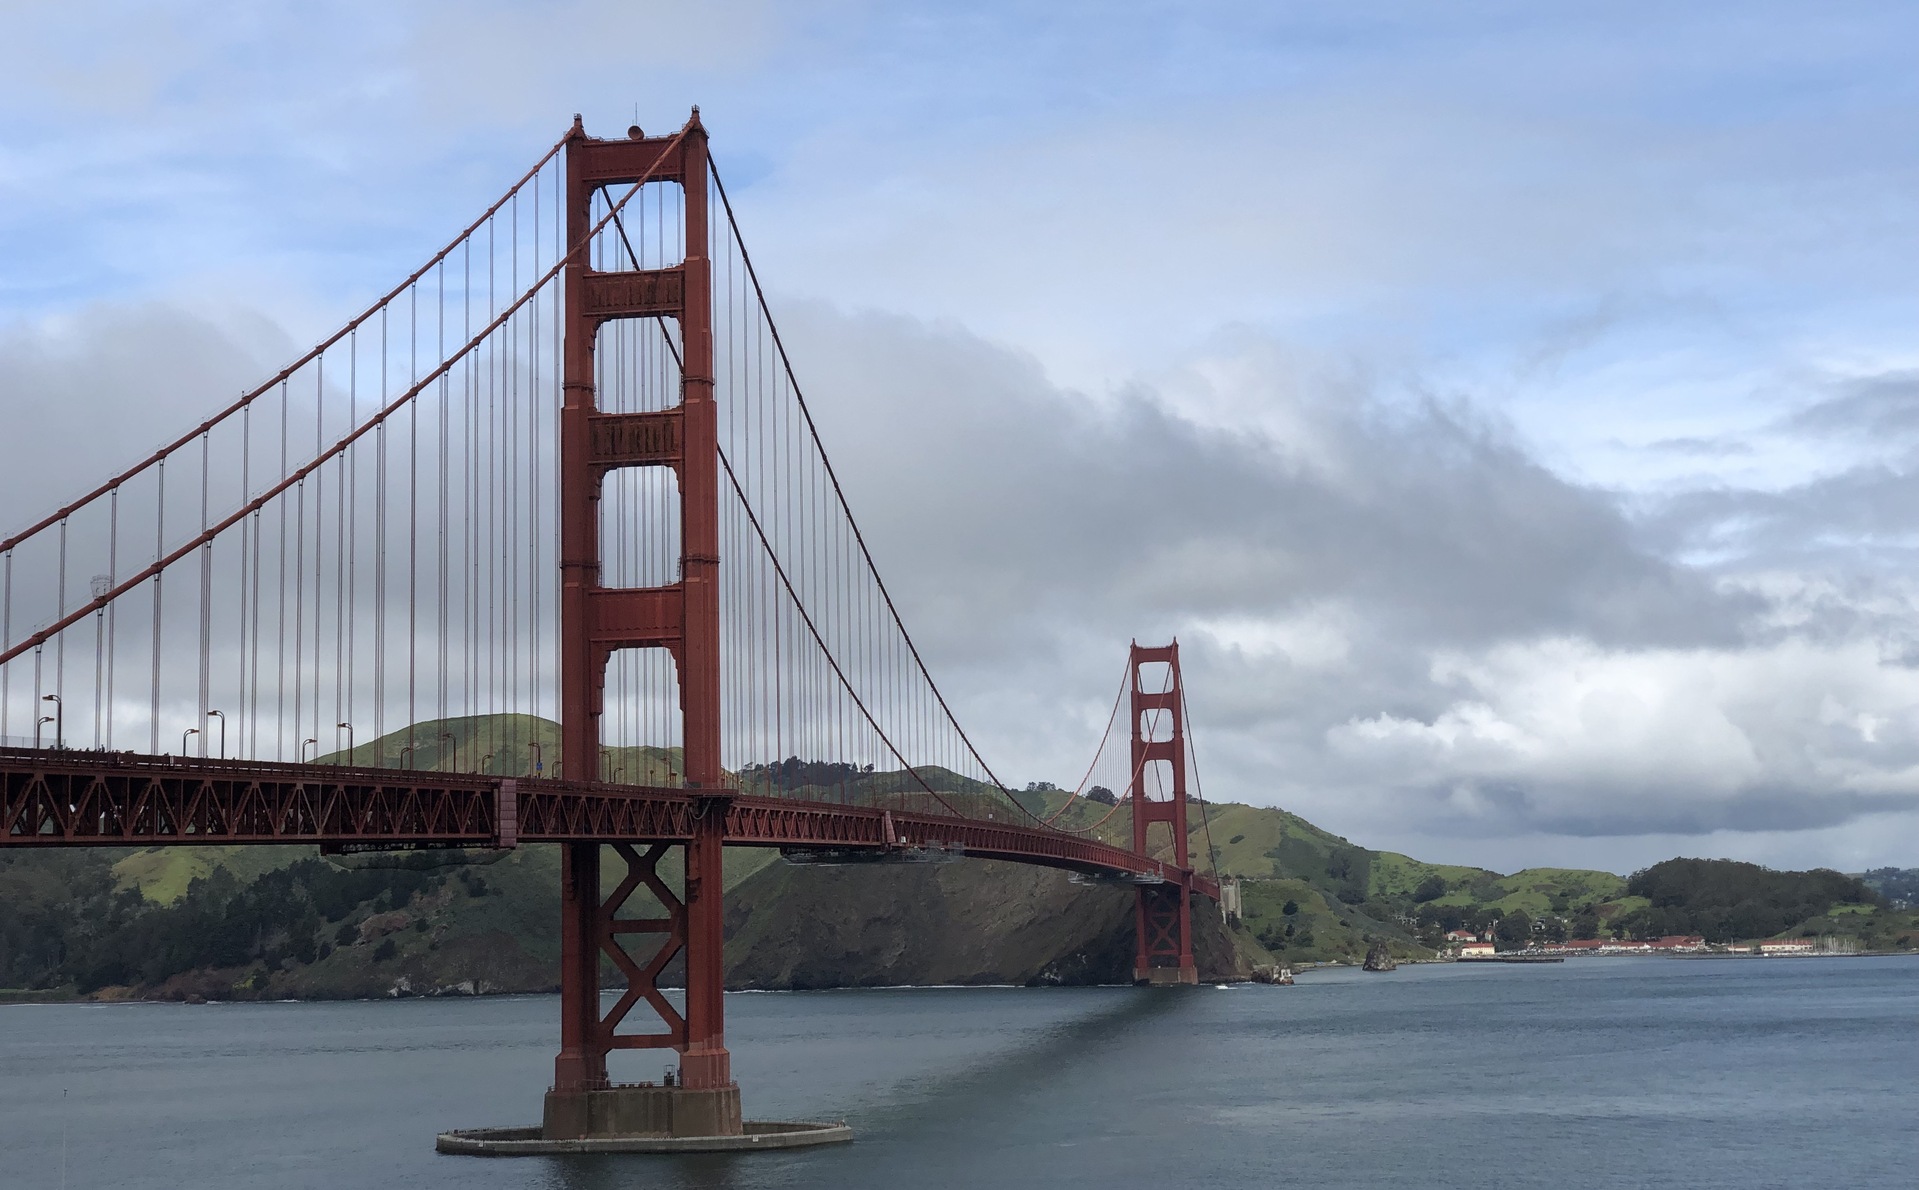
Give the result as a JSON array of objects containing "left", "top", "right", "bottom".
[{"left": 1, "top": 956, "right": 1912, "bottom": 1188}]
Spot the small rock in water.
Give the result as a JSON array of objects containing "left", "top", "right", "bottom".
[{"left": 1363, "top": 942, "right": 1398, "bottom": 972}]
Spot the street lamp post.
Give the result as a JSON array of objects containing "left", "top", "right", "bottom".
[
  {"left": 35, "top": 715, "right": 53, "bottom": 750},
  {"left": 399, "top": 744, "right": 414, "bottom": 770},
  {"left": 528, "top": 740, "right": 542, "bottom": 776},
  {"left": 41, "top": 694, "right": 60, "bottom": 749},
  {"left": 206, "top": 710, "right": 226, "bottom": 759},
  {"left": 441, "top": 731, "right": 457, "bottom": 772},
  {"left": 302, "top": 738, "right": 318, "bottom": 763},
  {"left": 182, "top": 727, "right": 198, "bottom": 756},
  {"left": 337, "top": 722, "right": 353, "bottom": 765},
  {"left": 480, "top": 752, "right": 494, "bottom": 774}
]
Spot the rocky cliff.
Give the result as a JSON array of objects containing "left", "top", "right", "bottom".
[{"left": 722, "top": 857, "right": 1258, "bottom": 988}]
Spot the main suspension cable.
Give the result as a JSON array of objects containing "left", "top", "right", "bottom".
[
  {"left": 0, "top": 129, "right": 689, "bottom": 670},
  {"left": 709, "top": 155, "right": 1041, "bottom": 822}
]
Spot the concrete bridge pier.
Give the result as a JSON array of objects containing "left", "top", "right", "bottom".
[{"left": 542, "top": 1083, "right": 742, "bottom": 1141}]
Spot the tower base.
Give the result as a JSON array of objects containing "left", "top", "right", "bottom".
[
  {"left": 542, "top": 1083, "right": 742, "bottom": 1140},
  {"left": 437, "top": 1120, "right": 852, "bottom": 1156},
  {"left": 1136, "top": 964, "right": 1200, "bottom": 986},
  {"left": 436, "top": 1081, "right": 851, "bottom": 1156}
]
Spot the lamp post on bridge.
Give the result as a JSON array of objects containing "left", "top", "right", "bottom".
[
  {"left": 182, "top": 727, "right": 198, "bottom": 757},
  {"left": 40, "top": 693, "right": 60, "bottom": 750},
  {"left": 441, "top": 731, "right": 458, "bottom": 772},
  {"left": 206, "top": 710, "right": 226, "bottom": 759},
  {"left": 35, "top": 714, "right": 54, "bottom": 750},
  {"left": 337, "top": 722, "right": 353, "bottom": 765},
  {"left": 302, "top": 738, "right": 318, "bottom": 764}
]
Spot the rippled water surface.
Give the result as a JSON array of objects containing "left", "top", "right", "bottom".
[{"left": 1, "top": 956, "right": 1913, "bottom": 1188}]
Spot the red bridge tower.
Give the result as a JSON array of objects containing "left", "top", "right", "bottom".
[
  {"left": 547, "top": 111, "right": 738, "bottom": 1139},
  {"left": 1130, "top": 641, "right": 1198, "bottom": 985}
]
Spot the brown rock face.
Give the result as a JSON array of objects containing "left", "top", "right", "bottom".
[
  {"left": 720, "top": 858, "right": 1258, "bottom": 988},
  {"left": 1362, "top": 940, "right": 1398, "bottom": 971}
]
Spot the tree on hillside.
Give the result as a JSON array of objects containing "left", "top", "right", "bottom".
[
  {"left": 1494, "top": 913, "right": 1534, "bottom": 949},
  {"left": 1618, "top": 858, "right": 1880, "bottom": 942},
  {"left": 1412, "top": 874, "right": 1448, "bottom": 903},
  {"left": 740, "top": 757, "right": 873, "bottom": 792},
  {"left": 1416, "top": 903, "right": 1467, "bottom": 932},
  {"left": 1861, "top": 867, "right": 1918, "bottom": 908}
]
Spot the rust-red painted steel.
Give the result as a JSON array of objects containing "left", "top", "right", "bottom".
[
  {"left": 0, "top": 747, "right": 1216, "bottom": 898},
  {"left": 1131, "top": 641, "right": 1198, "bottom": 983},
  {"left": 555, "top": 111, "right": 603, "bottom": 1101},
  {"left": 557, "top": 113, "right": 729, "bottom": 1095}
]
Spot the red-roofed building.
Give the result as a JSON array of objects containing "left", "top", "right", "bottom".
[
  {"left": 1539, "top": 935, "right": 1708, "bottom": 956},
  {"left": 1655, "top": 935, "right": 1707, "bottom": 952}
]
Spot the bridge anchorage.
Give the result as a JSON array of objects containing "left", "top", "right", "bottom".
[{"left": 0, "top": 111, "right": 1222, "bottom": 1157}]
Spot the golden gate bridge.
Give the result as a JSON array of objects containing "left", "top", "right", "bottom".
[{"left": 0, "top": 111, "right": 1223, "bottom": 1152}]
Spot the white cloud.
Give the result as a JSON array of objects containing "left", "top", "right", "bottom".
[
  {"left": 1327, "top": 635, "right": 1919, "bottom": 840},
  {"left": 1192, "top": 606, "right": 1356, "bottom": 673}
]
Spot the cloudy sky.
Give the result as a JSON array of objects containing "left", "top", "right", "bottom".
[{"left": 4, "top": 1, "right": 1919, "bottom": 875}]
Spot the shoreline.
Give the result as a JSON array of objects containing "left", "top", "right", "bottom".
[{"left": 7, "top": 949, "right": 1914, "bottom": 1007}]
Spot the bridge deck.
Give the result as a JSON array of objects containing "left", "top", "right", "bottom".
[{"left": 0, "top": 748, "right": 1216, "bottom": 898}]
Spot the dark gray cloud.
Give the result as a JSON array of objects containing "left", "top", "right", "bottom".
[
  {"left": 784, "top": 306, "right": 1745, "bottom": 656},
  {"left": 1785, "top": 369, "right": 1919, "bottom": 443},
  {"left": 0, "top": 305, "right": 293, "bottom": 511},
  {"left": 770, "top": 307, "right": 1919, "bottom": 866}
]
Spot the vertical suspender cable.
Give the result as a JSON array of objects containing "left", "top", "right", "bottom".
[
  {"left": 1, "top": 549, "right": 9, "bottom": 739},
  {"left": 340, "top": 335, "right": 354, "bottom": 757},
  {"left": 376, "top": 311, "right": 389, "bottom": 749},
  {"left": 107, "top": 491, "right": 119, "bottom": 749},
  {"left": 408, "top": 277, "right": 420, "bottom": 754},
  {"left": 151, "top": 457, "right": 165, "bottom": 754},
  {"left": 238, "top": 405, "right": 251, "bottom": 758},
  {"left": 197, "top": 433, "right": 211, "bottom": 755}
]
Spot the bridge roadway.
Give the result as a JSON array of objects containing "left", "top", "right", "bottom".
[{"left": 0, "top": 747, "right": 1217, "bottom": 897}]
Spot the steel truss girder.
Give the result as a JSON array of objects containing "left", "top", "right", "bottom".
[
  {"left": 0, "top": 747, "right": 1215, "bottom": 899},
  {"left": 599, "top": 841, "right": 687, "bottom": 1051}
]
